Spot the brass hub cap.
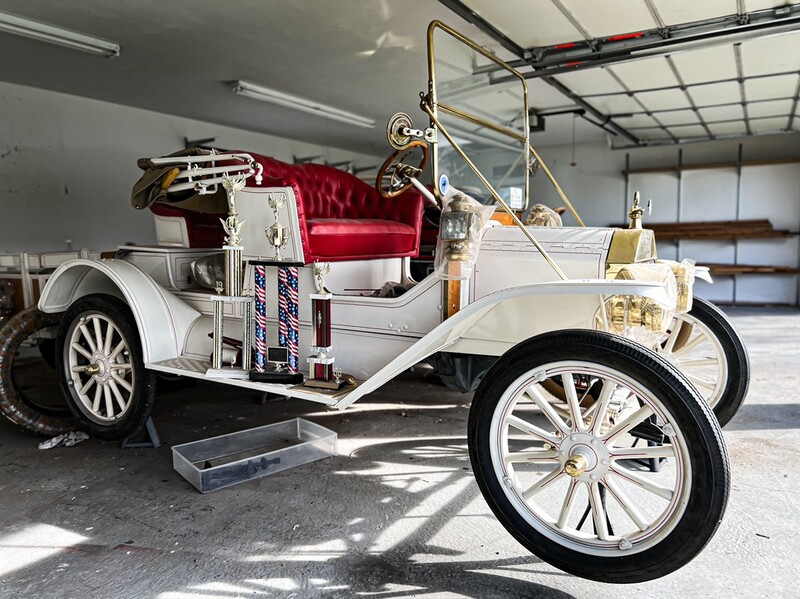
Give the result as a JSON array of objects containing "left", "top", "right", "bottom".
[{"left": 559, "top": 432, "right": 609, "bottom": 482}]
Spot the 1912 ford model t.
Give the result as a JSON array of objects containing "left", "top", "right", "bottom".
[{"left": 19, "top": 22, "right": 736, "bottom": 583}]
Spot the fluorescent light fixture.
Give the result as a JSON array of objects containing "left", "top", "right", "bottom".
[
  {"left": 233, "top": 80, "right": 375, "bottom": 128},
  {"left": 0, "top": 10, "right": 120, "bottom": 57}
]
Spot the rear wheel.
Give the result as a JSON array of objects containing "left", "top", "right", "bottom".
[
  {"left": 468, "top": 330, "right": 729, "bottom": 583},
  {"left": 56, "top": 294, "right": 156, "bottom": 440},
  {"left": 658, "top": 297, "right": 749, "bottom": 427}
]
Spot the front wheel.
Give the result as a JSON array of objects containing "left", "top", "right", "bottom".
[
  {"left": 56, "top": 294, "right": 157, "bottom": 440},
  {"left": 468, "top": 330, "right": 729, "bottom": 583},
  {"left": 658, "top": 297, "right": 749, "bottom": 427}
]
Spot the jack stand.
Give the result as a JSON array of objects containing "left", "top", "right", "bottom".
[
  {"left": 121, "top": 417, "right": 161, "bottom": 449},
  {"left": 257, "top": 392, "right": 288, "bottom": 405}
]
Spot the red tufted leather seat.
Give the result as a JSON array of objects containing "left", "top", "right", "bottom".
[{"left": 245, "top": 154, "right": 424, "bottom": 263}]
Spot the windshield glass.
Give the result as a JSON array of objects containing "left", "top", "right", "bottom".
[{"left": 429, "top": 23, "right": 530, "bottom": 210}]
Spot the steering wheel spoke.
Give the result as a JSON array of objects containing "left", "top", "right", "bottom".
[{"left": 376, "top": 141, "right": 429, "bottom": 199}]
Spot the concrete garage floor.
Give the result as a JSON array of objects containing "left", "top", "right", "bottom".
[{"left": 0, "top": 308, "right": 798, "bottom": 598}]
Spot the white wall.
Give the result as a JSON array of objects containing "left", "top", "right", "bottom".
[
  {"left": 529, "top": 133, "right": 800, "bottom": 304},
  {"left": 0, "top": 81, "right": 382, "bottom": 253}
]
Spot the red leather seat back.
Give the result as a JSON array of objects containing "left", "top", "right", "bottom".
[
  {"left": 248, "top": 154, "right": 424, "bottom": 262},
  {"left": 149, "top": 202, "right": 226, "bottom": 248}
]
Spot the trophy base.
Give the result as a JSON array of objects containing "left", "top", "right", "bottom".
[
  {"left": 303, "top": 377, "right": 350, "bottom": 391},
  {"left": 249, "top": 369, "right": 304, "bottom": 384},
  {"left": 249, "top": 259, "right": 304, "bottom": 267},
  {"left": 206, "top": 368, "right": 250, "bottom": 379}
]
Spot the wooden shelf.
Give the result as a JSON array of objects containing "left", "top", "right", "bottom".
[
  {"left": 705, "top": 264, "right": 800, "bottom": 276},
  {"left": 608, "top": 219, "right": 797, "bottom": 241}
]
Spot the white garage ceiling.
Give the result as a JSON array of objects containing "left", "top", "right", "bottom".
[
  {"left": 455, "top": 0, "right": 800, "bottom": 147},
  {"left": 0, "top": 0, "right": 798, "bottom": 153}
]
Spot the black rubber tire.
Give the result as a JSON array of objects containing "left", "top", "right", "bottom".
[
  {"left": 55, "top": 294, "right": 157, "bottom": 441},
  {"left": 0, "top": 307, "right": 77, "bottom": 436},
  {"left": 677, "top": 297, "right": 750, "bottom": 427},
  {"left": 468, "top": 329, "right": 729, "bottom": 584}
]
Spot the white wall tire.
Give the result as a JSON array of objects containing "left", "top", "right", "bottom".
[
  {"left": 56, "top": 294, "right": 157, "bottom": 440},
  {"left": 468, "top": 330, "right": 729, "bottom": 583}
]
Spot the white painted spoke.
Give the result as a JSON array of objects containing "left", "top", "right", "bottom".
[
  {"left": 507, "top": 415, "right": 561, "bottom": 446},
  {"left": 588, "top": 482, "right": 610, "bottom": 541},
  {"left": 109, "top": 379, "right": 127, "bottom": 411},
  {"left": 602, "top": 405, "right": 654, "bottom": 443},
  {"left": 103, "top": 321, "right": 114, "bottom": 355},
  {"left": 92, "top": 384, "right": 102, "bottom": 412},
  {"left": 521, "top": 467, "right": 565, "bottom": 500},
  {"left": 71, "top": 342, "right": 93, "bottom": 361},
  {"left": 610, "top": 444, "right": 675, "bottom": 460},
  {"left": 590, "top": 379, "right": 617, "bottom": 436},
  {"left": 685, "top": 373, "right": 716, "bottom": 389},
  {"left": 79, "top": 324, "right": 97, "bottom": 353},
  {"left": 672, "top": 334, "right": 704, "bottom": 357},
  {"left": 674, "top": 357, "right": 718, "bottom": 368},
  {"left": 108, "top": 340, "right": 126, "bottom": 362},
  {"left": 662, "top": 320, "right": 683, "bottom": 354},
  {"left": 113, "top": 363, "right": 132, "bottom": 371},
  {"left": 556, "top": 479, "right": 580, "bottom": 529},
  {"left": 104, "top": 385, "right": 114, "bottom": 418},
  {"left": 605, "top": 477, "right": 648, "bottom": 532},
  {"left": 79, "top": 377, "right": 96, "bottom": 395},
  {"left": 561, "top": 373, "right": 586, "bottom": 432},
  {"left": 92, "top": 318, "right": 104, "bottom": 354},
  {"left": 504, "top": 450, "right": 559, "bottom": 464},
  {"left": 524, "top": 385, "right": 571, "bottom": 435},
  {"left": 111, "top": 372, "right": 132, "bottom": 393},
  {"left": 610, "top": 465, "right": 674, "bottom": 501}
]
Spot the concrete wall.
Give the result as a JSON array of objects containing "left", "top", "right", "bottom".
[
  {"left": 0, "top": 81, "right": 382, "bottom": 253},
  {"left": 529, "top": 133, "right": 800, "bottom": 304}
]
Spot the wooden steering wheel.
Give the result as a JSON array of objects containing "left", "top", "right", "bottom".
[{"left": 376, "top": 141, "right": 429, "bottom": 199}]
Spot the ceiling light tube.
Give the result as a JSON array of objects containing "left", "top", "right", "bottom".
[
  {"left": 233, "top": 80, "right": 375, "bottom": 128},
  {"left": 0, "top": 11, "right": 119, "bottom": 57}
]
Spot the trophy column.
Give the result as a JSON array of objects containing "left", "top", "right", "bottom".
[
  {"left": 304, "top": 262, "right": 347, "bottom": 390},
  {"left": 206, "top": 174, "right": 253, "bottom": 379},
  {"left": 248, "top": 191, "right": 303, "bottom": 384}
]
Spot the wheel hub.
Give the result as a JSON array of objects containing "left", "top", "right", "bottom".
[
  {"left": 91, "top": 352, "right": 112, "bottom": 383},
  {"left": 559, "top": 432, "right": 609, "bottom": 482}
]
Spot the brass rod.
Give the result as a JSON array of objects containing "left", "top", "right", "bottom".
[
  {"left": 528, "top": 145, "right": 586, "bottom": 227},
  {"left": 425, "top": 104, "right": 568, "bottom": 281},
  {"left": 438, "top": 102, "right": 528, "bottom": 143}
]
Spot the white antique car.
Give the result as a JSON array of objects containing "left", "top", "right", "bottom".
[{"left": 25, "top": 21, "right": 735, "bottom": 584}]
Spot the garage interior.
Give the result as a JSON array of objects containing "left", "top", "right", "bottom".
[{"left": 0, "top": 1, "right": 798, "bottom": 597}]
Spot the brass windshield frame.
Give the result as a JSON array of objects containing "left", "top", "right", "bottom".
[{"left": 427, "top": 20, "right": 530, "bottom": 211}]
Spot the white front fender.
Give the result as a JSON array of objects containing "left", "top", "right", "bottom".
[
  {"left": 38, "top": 259, "right": 200, "bottom": 363},
  {"left": 335, "top": 278, "right": 671, "bottom": 409}
]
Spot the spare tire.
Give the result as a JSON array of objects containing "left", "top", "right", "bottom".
[{"left": 0, "top": 307, "right": 79, "bottom": 436}]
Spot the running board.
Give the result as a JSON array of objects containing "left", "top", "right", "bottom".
[{"left": 147, "top": 358, "right": 356, "bottom": 407}]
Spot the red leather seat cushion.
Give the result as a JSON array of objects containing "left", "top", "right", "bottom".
[{"left": 307, "top": 219, "right": 417, "bottom": 259}]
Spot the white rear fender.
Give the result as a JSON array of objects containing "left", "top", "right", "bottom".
[
  {"left": 335, "top": 278, "right": 671, "bottom": 409},
  {"left": 38, "top": 259, "right": 200, "bottom": 363}
]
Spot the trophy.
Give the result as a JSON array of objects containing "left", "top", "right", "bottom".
[
  {"left": 207, "top": 173, "right": 252, "bottom": 378},
  {"left": 305, "top": 261, "right": 347, "bottom": 390},
  {"left": 266, "top": 193, "right": 290, "bottom": 260}
]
